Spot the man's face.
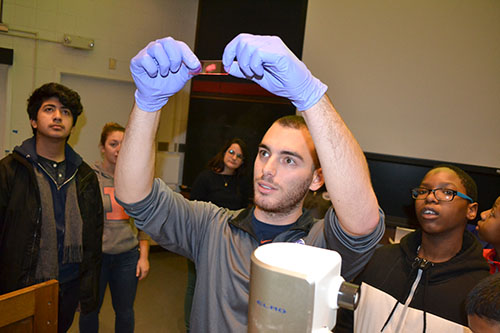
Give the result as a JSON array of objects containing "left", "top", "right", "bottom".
[
  {"left": 415, "top": 167, "right": 477, "bottom": 235},
  {"left": 476, "top": 196, "right": 500, "bottom": 246},
  {"left": 30, "top": 97, "right": 73, "bottom": 140},
  {"left": 253, "top": 123, "right": 322, "bottom": 217}
]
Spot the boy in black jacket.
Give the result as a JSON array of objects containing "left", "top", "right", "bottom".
[
  {"left": 336, "top": 165, "right": 490, "bottom": 332},
  {"left": 0, "top": 83, "right": 103, "bottom": 332}
]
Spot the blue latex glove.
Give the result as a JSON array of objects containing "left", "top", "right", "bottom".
[
  {"left": 130, "top": 37, "right": 201, "bottom": 112},
  {"left": 222, "top": 34, "right": 327, "bottom": 111}
]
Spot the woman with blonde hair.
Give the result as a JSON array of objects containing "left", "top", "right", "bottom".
[{"left": 79, "top": 122, "right": 150, "bottom": 333}]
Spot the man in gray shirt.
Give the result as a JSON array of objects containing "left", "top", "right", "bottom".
[{"left": 115, "top": 33, "right": 385, "bottom": 332}]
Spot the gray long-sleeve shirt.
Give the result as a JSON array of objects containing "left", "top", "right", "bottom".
[
  {"left": 93, "top": 162, "right": 149, "bottom": 254},
  {"left": 119, "top": 178, "right": 385, "bottom": 332}
]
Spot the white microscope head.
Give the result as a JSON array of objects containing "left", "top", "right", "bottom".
[{"left": 248, "top": 243, "right": 359, "bottom": 333}]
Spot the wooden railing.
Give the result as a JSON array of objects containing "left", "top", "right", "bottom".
[{"left": 0, "top": 280, "right": 58, "bottom": 332}]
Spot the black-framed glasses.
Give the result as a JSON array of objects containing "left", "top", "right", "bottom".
[
  {"left": 410, "top": 187, "right": 474, "bottom": 203},
  {"left": 227, "top": 149, "right": 243, "bottom": 160}
]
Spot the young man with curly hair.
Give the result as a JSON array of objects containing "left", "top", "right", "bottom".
[{"left": 0, "top": 83, "right": 103, "bottom": 332}]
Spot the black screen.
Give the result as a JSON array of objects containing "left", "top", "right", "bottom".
[{"left": 366, "top": 152, "right": 500, "bottom": 228}]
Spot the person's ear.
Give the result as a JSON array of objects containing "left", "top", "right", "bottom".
[
  {"left": 309, "top": 168, "right": 324, "bottom": 191},
  {"left": 30, "top": 119, "right": 38, "bottom": 129},
  {"left": 466, "top": 202, "right": 479, "bottom": 221}
]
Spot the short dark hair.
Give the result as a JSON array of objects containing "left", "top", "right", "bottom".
[
  {"left": 275, "top": 115, "right": 319, "bottom": 169},
  {"left": 27, "top": 82, "right": 83, "bottom": 135},
  {"left": 430, "top": 164, "right": 478, "bottom": 202},
  {"left": 465, "top": 274, "right": 500, "bottom": 323},
  {"left": 208, "top": 137, "right": 248, "bottom": 177},
  {"left": 100, "top": 122, "right": 125, "bottom": 146},
  {"left": 276, "top": 115, "right": 308, "bottom": 130}
]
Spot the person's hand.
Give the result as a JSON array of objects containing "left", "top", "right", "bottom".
[
  {"left": 222, "top": 33, "right": 327, "bottom": 111},
  {"left": 136, "top": 258, "right": 150, "bottom": 280},
  {"left": 130, "top": 37, "right": 200, "bottom": 112}
]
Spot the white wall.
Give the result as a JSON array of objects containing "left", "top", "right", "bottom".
[
  {"left": 61, "top": 73, "right": 136, "bottom": 164},
  {"left": 0, "top": 0, "right": 198, "bottom": 185},
  {"left": 304, "top": 0, "right": 500, "bottom": 168},
  {"left": 3, "top": 0, "right": 498, "bottom": 180}
]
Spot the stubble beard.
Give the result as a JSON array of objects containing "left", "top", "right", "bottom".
[{"left": 254, "top": 175, "right": 312, "bottom": 217}]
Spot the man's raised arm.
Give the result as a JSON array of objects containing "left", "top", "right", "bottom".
[
  {"left": 302, "top": 96, "right": 379, "bottom": 236},
  {"left": 222, "top": 34, "right": 380, "bottom": 236},
  {"left": 115, "top": 37, "right": 200, "bottom": 204}
]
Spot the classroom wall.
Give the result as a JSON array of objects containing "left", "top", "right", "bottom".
[
  {"left": 2, "top": 0, "right": 499, "bottom": 188},
  {"left": 303, "top": 0, "right": 500, "bottom": 168},
  {"left": 0, "top": 0, "right": 198, "bottom": 186}
]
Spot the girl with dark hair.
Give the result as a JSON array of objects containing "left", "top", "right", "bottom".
[
  {"left": 184, "top": 138, "right": 251, "bottom": 331},
  {"left": 190, "top": 137, "right": 250, "bottom": 209}
]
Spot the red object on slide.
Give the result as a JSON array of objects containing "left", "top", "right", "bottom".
[{"left": 190, "top": 60, "right": 228, "bottom": 75}]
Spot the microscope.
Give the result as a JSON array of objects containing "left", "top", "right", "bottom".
[{"left": 248, "top": 243, "right": 359, "bottom": 332}]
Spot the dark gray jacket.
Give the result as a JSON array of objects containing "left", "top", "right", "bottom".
[
  {"left": 336, "top": 230, "right": 490, "bottom": 332},
  {"left": 120, "top": 178, "right": 385, "bottom": 332},
  {"left": 0, "top": 137, "right": 103, "bottom": 313}
]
